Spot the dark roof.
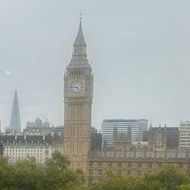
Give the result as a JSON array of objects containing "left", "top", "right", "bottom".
[
  {"left": 74, "top": 21, "right": 86, "bottom": 46},
  {"left": 68, "top": 55, "right": 90, "bottom": 69},
  {"left": 0, "top": 134, "right": 62, "bottom": 145},
  {"left": 103, "top": 119, "right": 139, "bottom": 123}
]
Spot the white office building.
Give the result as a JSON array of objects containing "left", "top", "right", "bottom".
[
  {"left": 0, "top": 134, "right": 63, "bottom": 164},
  {"left": 101, "top": 119, "right": 148, "bottom": 146},
  {"left": 179, "top": 121, "right": 190, "bottom": 149}
]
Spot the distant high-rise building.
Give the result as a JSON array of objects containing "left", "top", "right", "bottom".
[
  {"left": 179, "top": 121, "right": 190, "bottom": 149},
  {"left": 23, "top": 117, "right": 64, "bottom": 137},
  {"left": 10, "top": 90, "right": 21, "bottom": 133},
  {"left": 101, "top": 119, "right": 148, "bottom": 146}
]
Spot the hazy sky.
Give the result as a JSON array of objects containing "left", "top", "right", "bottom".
[{"left": 0, "top": 0, "right": 190, "bottom": 131}]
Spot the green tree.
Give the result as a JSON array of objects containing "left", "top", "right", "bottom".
[
  {"left": 178, "top": 184, "right": 190, "bottom": 190},
  {"left": 89, "top": 171, "right": 145, "bottom": 190},
  {"left": 45, "top": 150, "right": 70, "bottom": 172},
  {"left": 143, "top": 164, "right": 190, "bottom": 190},
  {"left": 0, "top": 156, "right": 15, "bottom": 190},
  {"left": 44, "top": 150, "right": 86, "bottom": 190},
  {"left": 89, "top": 164, "right": 190, "bottom": 190},
  {"left": 12, "top": 158, "right": 44, "bottom": 190},
  {"left": 0, "top": 152, "right": 86, "bottom": 190}
]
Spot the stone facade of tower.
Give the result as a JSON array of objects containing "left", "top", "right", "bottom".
[
  {"left": 63, "top": 21, "right": 93, "bottom": 173},
  {"left": 148, "top": 125, "right": 167, "bottom": 151},
  {"left": 112, "top": 126, "right": 131, "bottom": 150}
]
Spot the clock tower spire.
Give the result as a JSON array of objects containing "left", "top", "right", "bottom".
[{"left": 63, "top": 20, "right": 93, "bottom": 174}]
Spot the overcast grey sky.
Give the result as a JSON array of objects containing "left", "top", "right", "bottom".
[{"left": 0, "top": 0, "right": 190, "bottom": 131}]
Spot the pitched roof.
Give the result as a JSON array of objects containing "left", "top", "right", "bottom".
[
  {"left": 74, "top": 21, "right": 86, "bottom": 46},
  {"left": 10, "top": 90, "right": 21, "bottom": 133},
  {"left": 0, "top": 134, "right": 62, "bottom": 145}
]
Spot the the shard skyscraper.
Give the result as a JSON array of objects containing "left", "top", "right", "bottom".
[{"left": 10, "top": 90, "right": 21, "bottom": 133}]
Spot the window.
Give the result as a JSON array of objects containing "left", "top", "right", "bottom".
[
  {"left": 108, "top": 162, "right": 112, "bottom": 167},
  {"left": 148, "top": 163, "right": 152, "bottom": 168},
  {"left": 118, "top": 163, "right": 122, "bottom": 168},
  {"left": 98, "top": 170, "right": 102, "bottom": 175},
  {"left": 89, "top": 162, "right": 93, "bottom": 167},
  {"left": 128, "top": 163, "right": 132, "bottom": 168},
  {"left": 158, "top": 163, "right": 162, "bottom": 168},
  {"left": 89, "top": 169, "right": 93, "bottom": 175},
  {"left": 98, "top": 162, "right": 102, "bottom": 167},
  {"left": 137, "top": 170, "right": 142, "bottom": 176},
  {"left": 179, "top": 163, "right": 183, "bottom": 169},
  {"left": 138, "top": 163, "right": 142, "bottom": 168},
  {"left": 127, "top": 170, "right": 132, "bottom": 175}
]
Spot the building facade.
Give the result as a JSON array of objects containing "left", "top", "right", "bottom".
[
  {"left": 87, "top": 149, "right": 190, "bottom": 184},
  {"left": 87, "top": 125, "right": 182, "bottom": 184},
  {"left": 63, "top": 20, "right": 93, "bottom": 173},
  {"left": 143, "top": 125, "right": 179, "bottom": 149},
  {"left": 101, "top": 119, "right": 148, "bottom": 146},
  {"left": 180, "top": 121, "right": 190, "bottom": 149},
  {"left": 0, "top": 134, "right": 62, "bottom": 164}
]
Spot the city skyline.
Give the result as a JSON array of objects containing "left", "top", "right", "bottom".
[{"left": 0, "top": 0, "right": 190, "bottom": 131}]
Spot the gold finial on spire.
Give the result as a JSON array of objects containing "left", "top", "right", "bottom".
[{"left": 79, "top": 10, "right": 82, "bottom": 21}]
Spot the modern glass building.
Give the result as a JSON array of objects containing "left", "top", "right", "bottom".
[{"left": 101, "top": 119, "right": 148, "bottom": 146}]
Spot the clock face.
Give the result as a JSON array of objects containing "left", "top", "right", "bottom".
[{"left": 70, "top": 80, "right": 83, "bottom": 94}]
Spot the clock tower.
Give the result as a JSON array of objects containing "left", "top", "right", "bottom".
[{"left": 63, "top": 20, "right": 93, "bottom": 173}]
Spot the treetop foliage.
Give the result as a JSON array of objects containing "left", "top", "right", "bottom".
[
  {"left": 90, "top": 164, "right": 190, "bottom": 190},
  {"left": 1, "top": 154, "right": 190, "bottom": 190},
  {"left": 0, "top": 151, "right": 85, "bottom": 190}
]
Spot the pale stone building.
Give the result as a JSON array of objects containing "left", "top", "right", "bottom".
[
  {"left": 87, "top": 149, "right": 190, "bottom": 184},
  {"left": 0, "top": 134, "right": 62, "bottom": 164}
]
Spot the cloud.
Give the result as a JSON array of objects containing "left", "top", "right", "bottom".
[{"left": 5, "top": 71, "right": 10, "bottom": 74}]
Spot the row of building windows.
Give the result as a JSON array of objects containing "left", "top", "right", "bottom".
[
  {"left": 89, "top": 169, "right": 152, "bottom": 176},
  {"left": 6, "top": 149, "right": 43, "bottom": 152},
  {"left": 69, "top": 70, "right": 86, "bottom": 76},
  {"left": 89, "top": 162, "right": 185, "bottom": 168},
  {"left": 5, "top": 152, "right": 43, "bottom": 156},
  {"left": 89, "top": 162, "right": 153, "bottom": 168},
  {"left": 5, "top": 146, "right": 49, "bottom": 149},
  {"left": 89, "top": 164, "right": 185, "bottom": 176}
]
